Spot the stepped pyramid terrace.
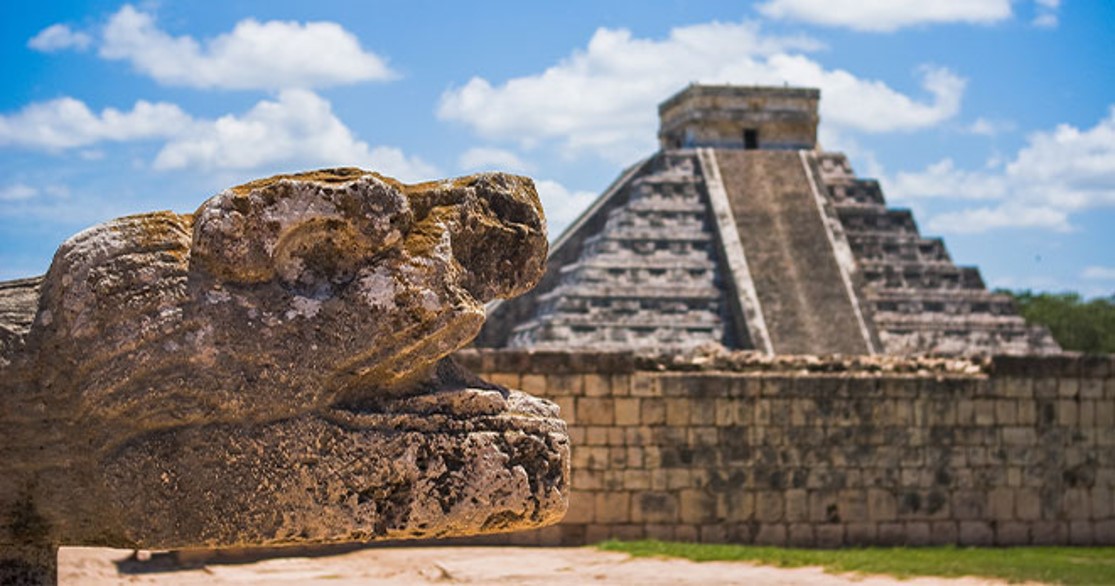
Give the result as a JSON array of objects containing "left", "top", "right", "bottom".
[{"left": 478, "top": 84, "right": 1060, "bottom": 356}]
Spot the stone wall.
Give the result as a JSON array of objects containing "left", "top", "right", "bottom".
[
  {"left": 453, "top": 349, "right": 1115, "bottom": 546},
  {"left": 657, "top": 85, "right": 819, "bottom": 151}
]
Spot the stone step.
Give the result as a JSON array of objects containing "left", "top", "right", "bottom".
[
  {"left": 837, "top": 207, "right": 918, "bottom": 234},
  {"left": 715, "top": 150, "right": 871, "bottom": 355}
]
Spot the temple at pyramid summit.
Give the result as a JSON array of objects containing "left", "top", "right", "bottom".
[{"left": 478, "top": 84, "right": 1059, "bottom": 356}]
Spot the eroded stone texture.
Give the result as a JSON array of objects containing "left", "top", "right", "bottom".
[
  {"left": 0, "top": 168, "right": 566, "bottom": 582},
  {"left": 483, "top": 84, "right": 1060, "bottom": 357}
]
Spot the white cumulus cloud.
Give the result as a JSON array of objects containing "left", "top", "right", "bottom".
[
  {"left": 890, "top": 106, "right": 1115, "bottom": 233},
  {"left": 458, "top": 147, "right": 532, "bottom": 173},
  {"left": 0, "top": 97, "right": 191, "bottom": 150},
  {"left": 1032, "top": 0, "right": 1061, "bottom": 27},
  {"left": 534, "top": 179, "right": 598, "bottom": 237},
  {"left": 890, "top": 158, "right": 1007, "bottom": 201},
  {"left": 438, "top": 21, "right": 964, "bottom": 163},
  {"left": 0, "top": 184, "right": 39, "bottom": 202},
  {"left": 1006, "top": 108, "right": 1115, "bottom": 210},
  {"left": 756, "top": 0, "right": 1012, "bottom": 32},
  {"left": 927, "top": 205, "right": 1069, "bottom": 233},
  {"left": 28, "top": 24, "right": 93, "bottom": 52},
  {"left": 0, "top": 90, "right": 434, "bottom": 182},
  {"left": 1082, "top": 266, "right": 1115, "bottom": 281},
  {"left": 965, "top": 117, "right": 1016, "bottom": 137},
  {"left": 97, "top": 5, "right": 394, "bottom": 90},
  {"left": 153, "top": 89, "right": 437, "bottom": 182}
]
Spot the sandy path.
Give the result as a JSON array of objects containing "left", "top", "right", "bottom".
[{"left": 58, "top": 545, "right": 1037, "bottom": 586}]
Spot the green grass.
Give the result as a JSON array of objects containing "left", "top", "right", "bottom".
[{"left": 597, "top": 540, "right": 1115, "bottom": 585}]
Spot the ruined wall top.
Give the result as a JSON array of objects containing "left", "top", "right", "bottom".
[{"left": 658, "top": 84, "right": 819, "bottom": 151}]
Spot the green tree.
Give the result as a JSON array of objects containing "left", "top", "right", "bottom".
[{"left": 999, "top": 290, "right": 1115, "bottom": 354}]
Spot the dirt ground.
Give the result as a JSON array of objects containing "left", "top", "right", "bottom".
[{"left": 59, "top": 545, "right": 1036, "bottom": 585}]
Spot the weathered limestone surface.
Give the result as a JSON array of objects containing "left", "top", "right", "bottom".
[
  {"left": 505, "top": 153, "right": 739, "bottom": 351},
  {"left": 0, "top": 169, "right": 569, "bottom": 584},
  {"left": 453, "top": 349, "right": 1115, "bottom": 548},
  {"left": 813, "top": 152, "right": 1060, "bottom": 355}
]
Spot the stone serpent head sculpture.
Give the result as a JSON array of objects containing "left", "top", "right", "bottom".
[{"left": 0, "top": 169, "right": 568, "bottom": 583}]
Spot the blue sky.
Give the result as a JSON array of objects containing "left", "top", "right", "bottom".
[{"left": 2, "top": 0, "right": 1113, "bottom": 296}]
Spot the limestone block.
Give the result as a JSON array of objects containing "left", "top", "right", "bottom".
[
  {"left": 1059, "top": 378, "right": 1080, "bottom": 398},
  {"left": 1058, "top": 400, "right": 1079, "bottom": 426},
  {"left": 665, "top": 399, "right": 691, "bottom": 426},
  {"left": 635, "top": 492, "right": 679, "bottom": 524},
  {"left": 645, "top": 524, "right": 677, "bottom": 542},
  {"left": 974, "top": 399, "right": 996, "bottom": 425},
  {"left": 754, "top": 524, "right": 788, "bottom": 546},
  {"left": 610, "top": 375, "right": 632, "bottom": 397},
  {"left": 714, "top": 398, "right": 741, "bottom": 426},
  {"left": 1064, "top": 489, "right": 1092, "bottom": 520},
  {"left": 1097, "top": 401, "right": 1115, "bottom": 430},
  {"left": 995, "top": 521, "right": 1030, "bottom": 546},
  {"left": 787, "top": 523, "right": 815, "bottom": 547},
  {"left": 577, "top": 398, "right": 615, "bottom": 425},
  {"left": 952, "top": 490, "right": 987, "bottom": 520},
  {"left": 675, "top": 525, "right": 700, "bottom": 542},
  {"left": 905, "top": 522, "right": 931, "bottom": 546},
  {"left": 1017, "top": 399, "right": 1038, "bottom": 425},
  {"left": 1081, "top": 379, "right": 1105, "bottom": 400},
  {"left": 988, "top": 488, "right": 1015, "bottom": 521},
  {"left": 785, "top": 489, "right": 809, "bottom": 522},
  {"left": 1069, "top": 521, "right": 1095, "bottom": 545},
  {"left": 721, "top": 491, "right": 755, "bottom": 522},
  {"left": 554, "top": 396, "right": 576, "bottom": 425},
  {"left": 755, "top": 492, "right": 785, "bottom": 523},
  {"left": 838, "top": 490, "right": 868, "bottom": 523},
  {"left": 809, "top": 491, "right": 841, "bottom": 522},
  {"left": 666, "top": 469, "right": 692, "bottom": 490},
  {"left": 845, "top": 522, "right": 877, "bottom": 545},
  {"left": 958, "top": 521, "right": 994, "bottom": 546},
  {"left": 1002, "top": 426, "right": 1036, "bottom": 446},
  {"left": 608, "top": 447, "right": 628, "bottom": 468},
  {"left": 700, "top": 524, "right": 728, "bottom": 543},
  {"left": 998, "top": 377, "right": 1033, "bottom": 399},
  {"left": 995, "top": 400, "right": 1018, "bottom": 425},
  {"left": 585, "top": 426, "right": 609, "bottom": 446},
  {"left": 622, "top": 470, "right": 650, "bottom": 490},
  {"left": 1030, "top": 521, "right": 1068, "bottom": 545},
  {"left": 584, "top": 524, "right": 612, "bottom": 544},
  {"left": 630, "top": 373, "right": 661, "bottom": 397},
  {"left": 1095, "top": 520, "right": 1115, "bottom": 545},
  {"left": 929, "top": 521, "right": 958, "bottom": 545},
  {"left": 546, "top": 374, "right": 584, "bottom": 397},
  {"left": 563, "top": 493, "right": 596, "bottom": 525},
  {"left": 614, "top": 398, "right": 641, "bottom": 426},
  {"left": 678, "top": 490, "right": 717, "bottom": 524},
  {"left": 957, "top": 400, "right": 976, "bottom": 425},
  {"left": 867, "top": 489, "right": 897, "bottom": 522},
  {"left": 877, "top": 522, "right": 906, "bottom": 546},
  {"left": 584, "top": 374, "right": 611, "bottom": 397},
  {"left": 690, "top": 400, "right": 718, "bottom": 426},
  {"left": 0, "top": 169, "right": 568, "bottom": 581},
  {"left": 815, "top": 524, "right": 845, "bottom": 548},
  {"left": 594, "top": 492, "right": 631, "bottom": 524},
  {"left": 1093, "top": 488, "right": 1113, "bottom": 519},
  {"left": 573, "top": 469, "right": 604, "bottom": 491},
  {"left": 641, "top": 399, "right": 667, "bottom": 425},
  {"left": 1080, "top": 401, "right": 1097, "bottom": 427},
  {"left": 519, "top": 373, "right": 547, "bottom": 395}
]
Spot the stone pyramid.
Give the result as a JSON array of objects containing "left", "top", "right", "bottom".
[{"left": 478, "top": 85, "right": 1059, "bottom": 356}]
